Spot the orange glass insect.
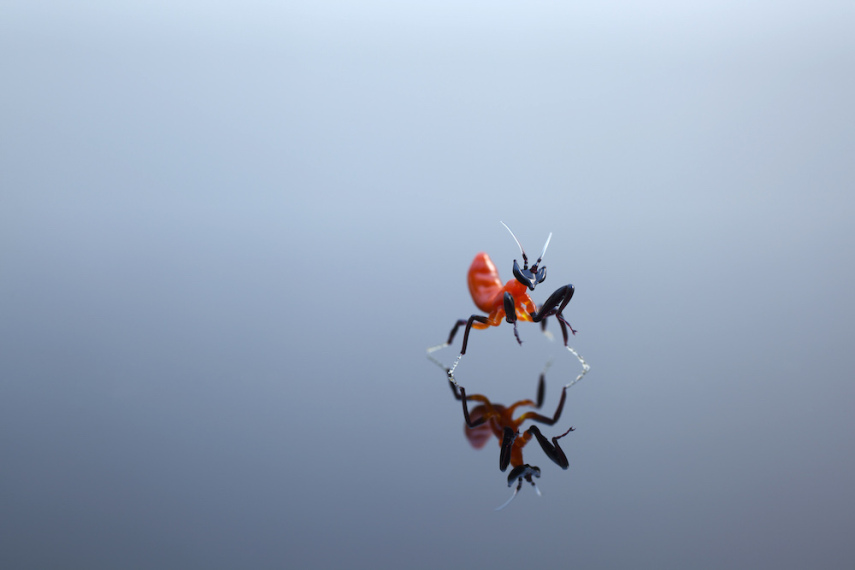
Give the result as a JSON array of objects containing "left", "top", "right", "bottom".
[
  {"left": 448, "top": 370, "right": 574, "bottom": 510},
  {"left": 429, "top": 222, "right": 577, "bottom": 378}
]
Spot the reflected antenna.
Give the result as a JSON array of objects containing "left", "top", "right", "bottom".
[{"left": 495, "top": 486, "right": 520, "bottom": 511}]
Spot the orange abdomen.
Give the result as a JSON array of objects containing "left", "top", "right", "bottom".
[
  {"left": 463, "top": 407, "right": 493, "bottom": 449},
  {"left": 468, "top": 253, "right": 504, "bottom": 313}
]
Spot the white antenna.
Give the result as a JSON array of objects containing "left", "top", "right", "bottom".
[
  {"left": 500, "top": 221, "right": 526, "bottom": 260},
  {"left": 537, "top": 233, "right": 553, "bottom": 265},
  {"left": 495, "top": 486, "right": 521, "bottom": 511}
]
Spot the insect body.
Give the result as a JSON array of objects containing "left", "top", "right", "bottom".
[
  {"left": 448, "top": 371, "right": 574, "bottom": 510},
  {"left": 466, "top": 252, "right": 537, "bottom": 346},
  {"left": 429, "top": 222, "right": 578, "bottom": 379}
]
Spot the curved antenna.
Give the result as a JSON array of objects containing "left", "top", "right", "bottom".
[
  {"left": 495, "top": 485, "right": 521, "bottom": 511},
  {"left": 500, "top": 221, "right": 528, "bottom": 267},
  {"left": 535, "top": 233, "right": 553, "bottom": 267}
]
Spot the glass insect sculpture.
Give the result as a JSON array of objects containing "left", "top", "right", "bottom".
[{"left": 429, "top": 222, "right": 586, "bottom": 382}]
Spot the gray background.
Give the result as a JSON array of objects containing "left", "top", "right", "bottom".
[{"left": 2, "top": 1, "right": 854, "bottom": 568}]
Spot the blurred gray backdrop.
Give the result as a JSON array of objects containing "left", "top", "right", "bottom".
[{"left": 2, "top": 1, "right": 854, "bottom": 568}]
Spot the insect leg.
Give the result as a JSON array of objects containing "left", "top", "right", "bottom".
[
  {"left": 426, "top": 319, "right": 467, "bottom": 354},
  {"left": 446, "top": 314, "right": 490, "bottom": 378},
  {"left": 529, "top": 285, "right": 589, "bottom": 386},
  {"left": 499, "top": 426, "right": 516, "bottom": 472},
  {"left": 503, "top": 291, "right": 522, "bottom": 346},
  {"left": 527, "top": 425, "right": 572, "bottom": 469},
  {"left": 457, "top": 386, "right": 490, "bottom": 429},
  {"left": 519, "top": 389, "right": 567, "bottom": 427},
  {"left": 536, "top": 372, "right": 546, "bottom": 409},
  {"left": 530, "top": 284, "right": 576, "bottom": 343},
  {"left": 459, "top": 315, "right": 490, "bottom": 354}
]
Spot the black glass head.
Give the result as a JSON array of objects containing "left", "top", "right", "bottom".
[
  {"left": 500, "top": 222, "right": 552, "bottom": 291},
  {"left": 507, "top": 464, "right": 541, "bottom": 487},
  {"left": 513, "top": 260, "right": 547, "bottom": 291}
]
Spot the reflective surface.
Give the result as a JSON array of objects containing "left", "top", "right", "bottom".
[
  {"left": 437, "top": 358, "right": 576, "bottom": 510},
  {"left": 2, "top": 2, "right": 854, "bottom": 568}
]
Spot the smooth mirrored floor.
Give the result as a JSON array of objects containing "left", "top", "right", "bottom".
[{"left": 2, "top": 2, "right": 854, "bottom": 568}]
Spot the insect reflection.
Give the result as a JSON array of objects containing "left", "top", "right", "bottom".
[
  {"left": 448, "top": 368, "right": 574, "bottom": 510},
  {"left": 429, "top": 222, "right": 579, "bottom": 379}
]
